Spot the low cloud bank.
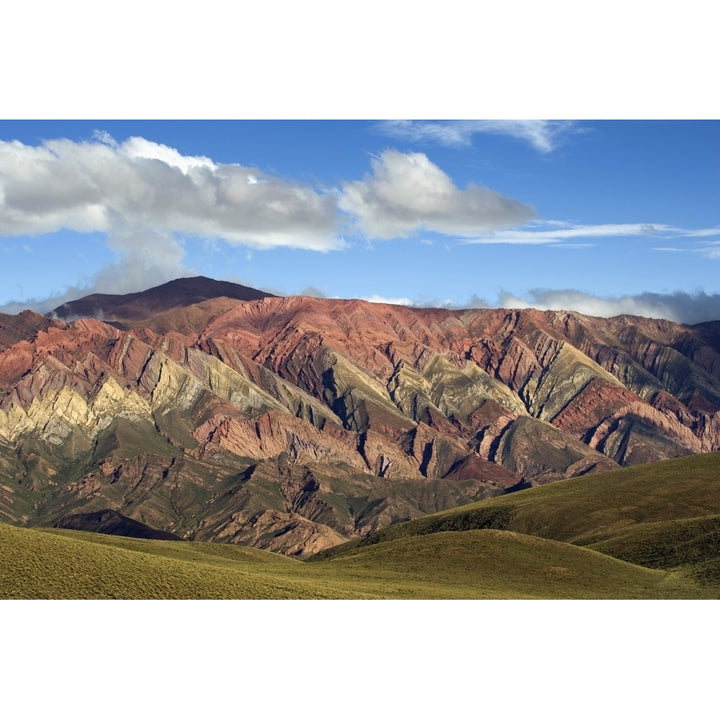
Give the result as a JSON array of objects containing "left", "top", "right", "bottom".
[
  {"left": 354, "top": 288, "right": 720, "bottom": 324},
  {"left": 3, "top": 283, "right": 718, "bottom": 326},
  {"left": 361, "top": 294, "right": 414, "bottom": 306},
  {"left": 479, "top": 288, "right": 720, "bottom": 324}
]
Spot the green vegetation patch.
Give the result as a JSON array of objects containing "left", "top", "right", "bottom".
[{"left": 588, "top": 514, "right": 720, "bottom": 582}]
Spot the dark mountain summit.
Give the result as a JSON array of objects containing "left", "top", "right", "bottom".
[{"left": 50, "top": 276, "right": 276, "bottom": 324}]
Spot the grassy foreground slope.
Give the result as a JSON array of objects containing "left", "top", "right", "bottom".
[
  {"left": 1, "top": 521, "right": 711, "bottom": 599},
  {"left": 2, "top": 453, "right": 718, "bottom": 599},
  {"left": 0, "top": 522, "right": 337, "bottom": 599}
]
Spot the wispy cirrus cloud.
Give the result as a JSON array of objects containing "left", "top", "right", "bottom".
[
  {"left": 696, "top": 240, "right": 720, "bottom": 259},
  {"left": 463, "top": 221, "right": 720, "bottom": 246},
  {"left": 377, "top": 120, "right": 580, "bottom": 153}
]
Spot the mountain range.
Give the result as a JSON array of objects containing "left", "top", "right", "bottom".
[{"left": 1, "top": 276, "right": 718, "bottom": 556}]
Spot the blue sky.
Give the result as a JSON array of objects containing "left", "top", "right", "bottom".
[{"left": 1, "top": 119, "right": 718, "bottom": 322}]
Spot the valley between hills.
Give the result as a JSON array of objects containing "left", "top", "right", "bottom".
[{"left": 1, "top": 276, "right": 719, "bottom": 598}]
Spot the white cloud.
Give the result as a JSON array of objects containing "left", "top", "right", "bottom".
[
  {"left": 118, "top": 136, "right": 217, "bottom": 174},
  {"left": 96, "top": 229, "right": 190, "bottom": 294},
  {"left": 339, "top": 150, "right": 534, "bottom": 239},
  {"left": 377, "top": 120, "right": 580, "bottom": 153},
  {"left": 361, "top": 294, "right": 414, "bottom": 306},
  {"left": 0, "top": 134, "right": 341, "bottom": 246}
]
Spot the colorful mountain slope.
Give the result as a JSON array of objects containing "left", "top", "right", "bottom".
[{"left": 0, "top": 278, "right": 718, "bottom": 555}]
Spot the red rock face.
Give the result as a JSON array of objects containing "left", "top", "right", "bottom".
[
  {"left": 0, "top": 310, "right": 63, "bottom": 351},
  {"left": 0, "top": 278, "right": 719, "bottom": 555},
  {"left": 199, "top": 296, "right": 720, "bottom": 448}
]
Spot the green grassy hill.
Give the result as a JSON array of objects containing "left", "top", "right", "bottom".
[
  {"left": 313, "top": 452, "right": 720, "bottom": 588},
  {"left": 2, "top": 453, "right": 719, "bottom": 599},
  {"left": 1, "top": 521, "right": 712, "bottom": 599}
]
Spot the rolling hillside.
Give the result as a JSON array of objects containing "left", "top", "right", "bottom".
[{"left": 3, "top": 453, "right": 719, "bottom": 599}]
